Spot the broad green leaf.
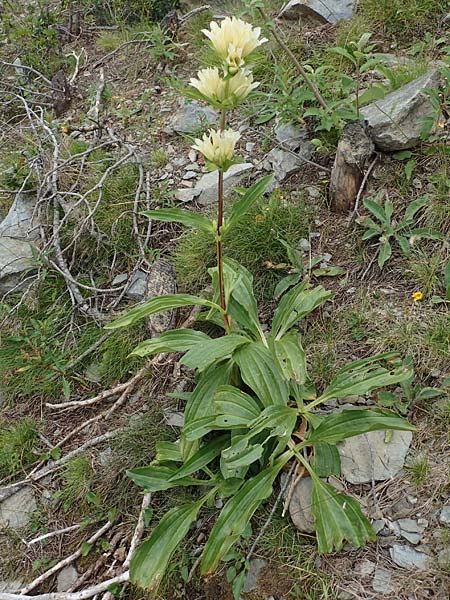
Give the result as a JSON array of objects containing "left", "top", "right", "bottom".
[
  {"left": 310, "top": 443, "right": 341, "bottom": 477},
  {"left": 274, "top": 273, "right": 302, "bottom": 298},
  {"left": 127, "top": 465, "right": 206, "bottom": 491},
  {"left": 271, "top": 332, "right": 307, "bottom": 384},
  {"left": 408, "top": 228, "right": 442, "bottom": 240},
  {"left": 363, "top": 198, "right": 386, "bottom": 223},
  {"left": 234, "top": 342, "right": 289, "bottom": 406},
  {"left": 272, "top": 284, "right": 332, "bottom": 339},
  {"left": 131, "top": 329, "right": 211, "bottom": 357},
  {"left": 396, "top": 235, "right": 411, "bottom": 256},
  {"left": 154, "top": 441, "right": 182, "bottom": 463},
  {"left": 214, "top": 385, "right": 262, "bottom": 421},
  {"left": 329, "top": 46, "right": 357, "bottom": 66},
  {"left": 393, "top": 150, "right": 413, "bottom": 160},
  {"left": 307, "top": 408, "right": 415, "bottom": 444},
  {"left": 249, "top": 405, "right": 298, "bottom": 439},
  {"left": 183, "top": 415, "right": 217, "bottom": 441},
  {"left": 311, "top": 475, "right": 376, "bottom": 553},
  {"left": 404, "top": 159, "right": 416, "bottom": 181},
  {"left": 169, "top": 435, "right": 229, "bottom": 481},
  {"left": 181, "top": 363, "right": 231, "bottom": 459},
  {"left": 227, "top": 175, "right": 274, "bottom": 229},
  {"left": 180, "top": 334, "right": 250, "bottom": 371},
  {"left": 225, "top": 259, "right": 264, "bottom": 339},
  {"left": 357, "top": 85, "right": 387, "bottom": 105},
  {"left": 361, "top": 229, "right": 379, "bottom": 241},
  {"left": 200, "top": 463, "right": 284, "bottom": 574},
  {"left": 221, "top": 443, "right": 264, "bottom": 477},
  {"left": 131, "top": 498, "right": 206, "bottom": 590},
  {"left": 105, "top": 295, "right": 221, "bottom": 329},
  {"left": 378, "top": 241, "right": 392, "bottom": 269},
  {"left": 280, "top": 239, "right": 304, "bottom": 272},
  {"left": 385, "top": 198, "right": 394, "bottom": 223},
  {"left": 315, "top": 354, "right": 413, "bottom": 405},
  {"left": 142, "top": 208, "right": 214, "bottom": 234},
  {"left": 403, "top": 196, "right": 427, "bottom": 224}
]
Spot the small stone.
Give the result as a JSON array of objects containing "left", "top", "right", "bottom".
[
  {"left": 438, "top": 548, "right": 450, "bottom": 568},
  {"left": 354, "top": 559, "right": 375, "bottom": 576},
  {"left": 181, "top": 180, "right": 194, "bottom": 188},
  {"left": 125, "top": 270, "right": 148, "bottom": 299},
  {"left": 372, "top": 519, "right": 386, "bottom": 534},
  {"left": 243, "top": 559, "right": 267, "bottom": 593},
  {"left": 263, "top": 144, "right": 313, "bottom": 182},
  {"left": 389, "top": 544, "right": 430, "bottom": 570},
  {"left": 215, "top": 498, "right": 223, "bottom": 509},
  {"left": 182, "top": 171, "right": 197, "bottom": 180},
  {"left": 391, "top": 518, "right": 428, "bottom": 545},
  {"left": 298, "top": 238, "right": 310, "bottom": 251},
  {"left": 57, "top": 566, "right": 79, "bottom": 592},
  {"left": 165, "top": 410, "right": 184, "bottom": 427},
  {"left": 188, "top": 149, "right": 197, "bottom": 162},
  {"left": 0, "top": 487, "right": 37, "bottom": 529},
  {"left": 338, "top": 429, "right": 413, "bottom": 484},
  {"left": 174, "top": 189, "right": 199, "bottom": 203},
  {"left": 194, "top": 163, "right": 253, "bottom": 205},
  {"left": 439, "top": 505, "right": 450, "bottom": 526},
  {"left": 99, "top": 447, "right": 112, "bottom": 466},
  {"left": 275, "top": 121, "right": 307, "bottom": 151},
  {"left": 173, "top": 156, "right": 190, "bottom": 167},
  {"left": 306, "top": 185, "right": 321, "bottom": 199},
  {"left": 166, "top": 101, "right": 218, "bottom": 135},
  {"left": 289, "top": 477, "right": 315, "bottom": 533},
  {"left": 246, "top": 142, "right": 255, "bottom": 152},
  {"left": 372, "top": 568, "right": 394, "bottom": 594},
  {"left": 112, "top": 273, "right": 128, "bottom": 286}
]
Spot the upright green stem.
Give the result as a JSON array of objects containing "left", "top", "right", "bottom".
[{"left": 217, "top": 108, "right": 230, "bottom": 331}]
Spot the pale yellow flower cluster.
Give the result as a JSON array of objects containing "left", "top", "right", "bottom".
[
  {"left": 193, "top": 129, "right": 241, "bottom": 167},
  {"left": 190, "top": 17, "right": 266, "bottom": 170},
  {"left": 202, "top": 16, "right": 267, "bottom": 74},
  {"left": 189, "top": 67, "right": 259, "bottom": 109}
]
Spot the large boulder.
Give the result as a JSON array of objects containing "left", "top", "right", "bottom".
[
  {"left": 279, "top": 0, "right": 356, "bottom": 24},
  {"left": 361, "top": 69, "right": 441, "bottom": 151},
  {"left": 0, "top": 193, "right": 40, "bottom": 295}
]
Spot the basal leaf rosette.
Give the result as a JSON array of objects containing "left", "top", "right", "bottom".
[
  {"left": 192, "top": 128, "right": 241, "bottom": 172},
  {"left": 202, "top": 16, "right": 268, "bottom": 74}
]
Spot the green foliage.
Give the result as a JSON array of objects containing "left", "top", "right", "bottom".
[
  {"left": 111, "top": 219, "right": 415, "bottom": 590},
  {"left": 55, "top": 457, "right": 95, "bottom": 511},
  {"left": 173, "top": 190, "right": 312, "bottom": 298},
  {"left": 88, "top": 0, "right": 180, "bottom": 24},
  {"left": 0, "top": 418, "right": 39, "bottom": 478},
  {"left": 357, "top": 194, "right": 442, "bottom": 269}
]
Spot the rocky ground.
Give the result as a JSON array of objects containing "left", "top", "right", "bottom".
[{"left": 0, "top": 0, "right": 449, "bottom": 599}]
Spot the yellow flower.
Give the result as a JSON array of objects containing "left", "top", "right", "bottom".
[
  {"left": 412, "top": 291, "right": 423, "bottom": 302},
  {"left": 202, "top": 17, "right": 268, "bottom": 73},
  {"left": 192, "top": 128, "right": 241, "bottom": 170},
  {"left": 189, "top": 67, "right": 259, "bottom": 108}
]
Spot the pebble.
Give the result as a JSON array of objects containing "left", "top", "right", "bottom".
[
  {"left": 183, "top": 171, "right": 197, "bottom": 180},
  {"left": 389, "top": 544, "right": 430, "bottom": 570},
  {"left": 439, "top": 505, "right": 450, "bottom": 526},
  {"left": 372, "top": 568, "right": 394, "bottom": 594},
  {"left": 188, "top": 149, "right": 197, "bottom": 162},
  {"left": 298, "top": 238, "right": 311, "bottom": 251}
]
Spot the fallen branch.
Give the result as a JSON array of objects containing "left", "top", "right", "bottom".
[
  {"left": 27, "top": 524, "right": 81, "bottom": 546},
  {"left": 124, "top": 492, "right": 151, "bottom": 568}
]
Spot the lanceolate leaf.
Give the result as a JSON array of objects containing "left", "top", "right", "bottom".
[
  {"left": 271, "top": 332, "right": 307, "bottom": 384},
  {"left": 105, "top": 295, "right": 221, "bottom": 329},
  {"left": 224, "top": 259, "right": 264, "bottom": 340},
  {"left": 127, "top": 465, "right": 207, "bottom": 491},
  {"left": 378, "top": 240, "right": 392, "bottom": 269},
  {"left": 272, "top": 284, "right": 332, "bottom": 339},
  {"left": 142, "top": 208, "right": 214, "bottom": 234},
  {"left": 214, "top": 385, "right": 262, "bottom": 422},
  {"left": 234, "top": 342, "right": 289, "bottom": 407},
  {"left": 227, "top": 175, "right": 274, "bottom": 229},
  {"left": 169, "top": 435, "right": 229, "bottom": 481},
  {"left": 201, "top": 464, "right": 285, "bottom": 574},
  {"left": 154, "top": 441, "right": 182, "bottom": 463},
  {"left": 130, "top": 498, "right": 207, "bottom": 590},
  {"left": 311, "top": 474, "right": 376, "bottom": 553},
  {"left": 180, "top": 334, "right": 250, "bottom": 371},
  {"left": 307, "top": 408, "right": 416, "bottom": 445},
  {"left": 310, "top": 443, "right": 341, "bottom": 477},
  {"left": 131, "top": 329, "right": 211, "bottom": 357},
  {"left": 220, "top": 443, "right": 264, "bottom": 475},
  {"left": 363, "top": 198, "right": 386, "bottom": 224}
]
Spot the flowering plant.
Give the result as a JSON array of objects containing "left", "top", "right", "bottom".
[{"left": 107, "top": 15, "right": 415, "bottom": 597}]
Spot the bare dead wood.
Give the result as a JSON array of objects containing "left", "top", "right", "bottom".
[{"left": 329, "top": 121, "right": 374, "bottom": 213}]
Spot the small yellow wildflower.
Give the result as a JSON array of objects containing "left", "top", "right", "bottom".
[
  {"left": 255, "top": 214, "right": 265, "bottom": 224},
  {"left": 189, "top": 67, "right": 259, "bottom": 109},
  {"left": 412, "top": 291, "right": 423, "bottom": 302}
]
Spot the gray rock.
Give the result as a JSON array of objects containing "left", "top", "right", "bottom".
[
  {"left": 0, "top": 579, "right": 26, "bottom": 593},
  {"left": 263, "top": 143, "right": 313, "bottom": 182},
  {"left": 57, "top": 565, "right": 79, "bottom": 592},
  {"left": 275, "top": 121, "right": 308, "bottom": 151},
  {"left": 126, "top": 270, "right": 148, "bottom": 299},
  {"left": 289, "top": 476, "right": 315, "bottom": 533},
  {"left": 279, "top": 0, "right": 355, "bottom": 24},
  {"left": 372, "top": 568, "right": 394, "bottom": 594},
  {"left": 166, "top": 101, "right": 218, "bottom": 135},
  {"left": 372, "top": 519, "right": 386, "bottom": 534},
  {"left": 145, "top": 258, "right": 177, "bottom": 336},
  {"left": 389, "top": 544, "right": 430, "bottom": 570},
  {"left": 0, "top": 487, "right": 37, "bottom": 529},
  {"left": 391, "top": 518, "right": 428, "bottom": 545},
  {"left": 174, "top": 188, "right": 199, "bottom": 203},
  {"left": 243, "top": 558, "right": 267, "bottom": 593},
  {"left": 164, "top": 409, "right": 185, "bottom": 427},
  {"left": 194, "top": 163, "right": 253, "bottom": 205},
  {"left": 111, "top": 273, "right": 128, "bottom": 286},
  {"left": 439, "top": 505, "right": 450, "bottom": 526},
  {"left": 0, "top": 193, "right": 40, "bottom": 295},
  {"left": 361, "top": 70, "right": 441, "bottom": 150},
  {"left": 354, "top": 559, "right": 375, "bottom": 576},
  {"left": 338, "top": 430, "right": 413, "bottom": 484},
  {"left": 438, "top": 548, "right": 450, "bottom": 568}
]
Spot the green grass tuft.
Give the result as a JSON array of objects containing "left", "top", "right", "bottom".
[{"left": 0, "top": 418, "right": 39, "bottom": 479}]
